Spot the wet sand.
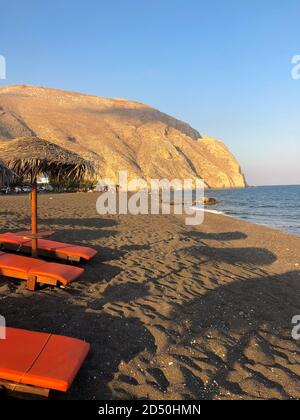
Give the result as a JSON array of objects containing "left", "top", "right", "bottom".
[{"left": 0, "top": 192, "right": 299, "bottom": 400}]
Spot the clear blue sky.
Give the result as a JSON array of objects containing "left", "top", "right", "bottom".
[{"left": 1, "top": 0, "right": 299, "bottom": 185}]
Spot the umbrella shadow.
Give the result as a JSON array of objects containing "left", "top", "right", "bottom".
[
  {"left": 181, "top": 245, "right": 277, "bottom": 266},
  {"left": 169, "top": 270, "right": 300, "bottom": 399},
  {"left": 182, "top": 230, "right": 248, "bottom": 242},
  {"left": 37, "top": 217, "right": 118, "bottom": 230},
  {"left": 89, "top": 282, "right": 151, "bottom": 310}
]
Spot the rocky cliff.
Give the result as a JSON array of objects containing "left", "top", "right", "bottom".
[{"left": 0, "top": 85, "right": 246, "bottom": 188}]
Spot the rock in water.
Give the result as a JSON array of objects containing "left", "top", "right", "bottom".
[
  {"left": 203, "top": 197, "right": 218, "bottom": 205},
  {"left": 0, "top": 85, "right": 246, "bottom": 189}
]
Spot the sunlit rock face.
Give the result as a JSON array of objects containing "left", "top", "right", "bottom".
[{"left": 0, "top": 85, "right": 246, "bottom": 188}]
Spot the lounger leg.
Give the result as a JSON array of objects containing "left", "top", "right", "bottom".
[
  {"left": 0, "top": 380, "right": 50, "bottom": 399},
  {"left": 26, "top": 276, "right": 37, "bottom": 291}
]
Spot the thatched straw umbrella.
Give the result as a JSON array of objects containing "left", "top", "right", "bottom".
[
  {"left": 0, "top": 137, "right": 95, "bottom": 257},
  {"left": 0, "top": 159, "right": 14, "bottom": 186}
]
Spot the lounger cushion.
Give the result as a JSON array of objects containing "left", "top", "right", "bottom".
[
  {"left": 0, "top": 253, "right": 84, "bottom": 286},
  {"left": 0, "top": 232, "right": 97, "bottom": 260},
  {"left": 0, "top": 252, "right": 44, "bottom": 274},
  {"left": 0, "top": 328, "right": 90, "bottom": 392}
]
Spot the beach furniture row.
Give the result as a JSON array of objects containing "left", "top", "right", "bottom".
[{"left": 0, "top": 140, "right": 97, "bottom": 399}]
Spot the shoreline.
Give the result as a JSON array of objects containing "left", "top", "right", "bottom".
[
  {"left": 192, "top": 206, "right": 300, "bottom": 239},
  {"left": 202, "top": 184, "right": 300, "bottom": 238},
  {"left": 1, "top": 190, "right": 300, "bottom": 238},
  {"left": 0, "top": 192, "right": 299, "bottom": 400}
]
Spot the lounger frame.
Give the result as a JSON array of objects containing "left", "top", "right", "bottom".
[
  {"left": 0, "top": 379, "right": 50, "bottom": 399},
  {"left": 1, "top": 265, "right": 79, "bottom": 291},
  {"left": 0, "top": 266, "right": 60, "bottom": 291},
  {"left": 0, "top": 242, "right": 83, "bottom": 263}
]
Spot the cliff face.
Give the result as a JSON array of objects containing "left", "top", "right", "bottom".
[{"left": 0, "top": 85, "right": 246, "bottom": 188}]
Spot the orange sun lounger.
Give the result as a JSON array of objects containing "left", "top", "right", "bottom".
[
  {"left": 0, "top": 232, "right": 97, "bottom": 262},
  {"left": 0, "top": 327, "right": 90, "bottom": 398},
  {"left": 0, "top": 251, "right": 84, "bottom": 291}
]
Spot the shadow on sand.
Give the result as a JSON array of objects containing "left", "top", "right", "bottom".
[
  {"left": 0, "top": 221, "right": 299, "bottom": 399},
  {"left": 1, "top": 267, "right": 299, "bottom": 399}
]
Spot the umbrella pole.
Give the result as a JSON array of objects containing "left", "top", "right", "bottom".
[{"left": 31, "top": 178, "right": 38, "bottom": 258}]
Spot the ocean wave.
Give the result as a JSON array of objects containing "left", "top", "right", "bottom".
[
  {"left": 202, "top": 185, "right": 300, "bottom": 236},
  {"left": 192, "top": 207, "right": 227, "bottom": 216}
]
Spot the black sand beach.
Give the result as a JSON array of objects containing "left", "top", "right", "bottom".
[{"left": 0, "top": 192, "right": 299, "bottom": 400}]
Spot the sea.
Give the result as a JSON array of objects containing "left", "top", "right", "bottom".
[{"left": 198, "top": 185, "right": 300, "bottom": 237}]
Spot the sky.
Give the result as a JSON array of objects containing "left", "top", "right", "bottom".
[{"left": 1, "top": 0, "right": 299, "bottom": 186}]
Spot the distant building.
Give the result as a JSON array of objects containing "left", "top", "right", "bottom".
[{"left": 37, "top": 175, "right": 49, "bottom": 184}]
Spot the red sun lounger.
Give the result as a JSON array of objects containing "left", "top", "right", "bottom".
[
  {"left": 0, "top": 251, "right": 84, "bottom": 291},
  {"left": 0, "top": 328, "right": 90, "bottom": 398},
  {"left": 0, "top": 232, "right": 97, "bottom": 262}
]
